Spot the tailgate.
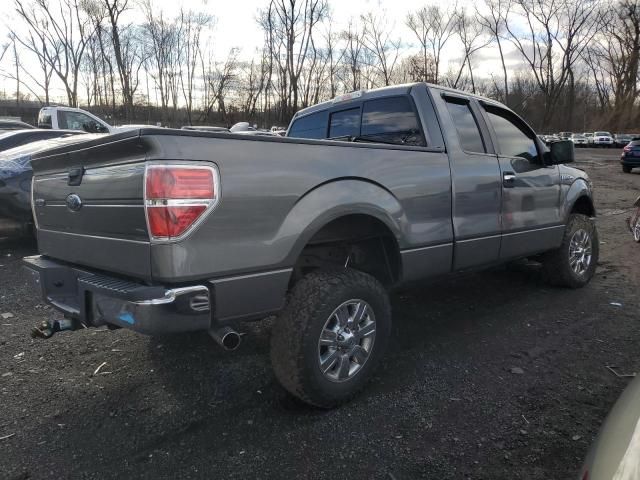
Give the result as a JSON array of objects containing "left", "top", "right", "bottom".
[{"left": 31, "top": 132, "right": 152, "bottom": 279}]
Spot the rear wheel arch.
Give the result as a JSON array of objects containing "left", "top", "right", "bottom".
[
  {"left": 277, "top": 179, "right": 406, "bottom": 287},
  {"left": 291, "top": 213, "right": 402, "bottom": 288}
]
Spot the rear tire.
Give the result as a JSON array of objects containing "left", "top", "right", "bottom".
[
  {"left": 542, "top": 214, "right": 599, "bottom": 288},
  {"left": 623, "top": 165, "right": 632, "bottom": 173},
  {"left": 270, "top": 268, "right": 391, "bottom": 408}
]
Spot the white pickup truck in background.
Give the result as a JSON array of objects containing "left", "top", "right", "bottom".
[{"left": 37, "top": 106, "right": 138, "bottom": 134}]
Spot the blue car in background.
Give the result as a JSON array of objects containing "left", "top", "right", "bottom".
[{"left": 0, "top": 134, "right": 103, "bottom": 238}]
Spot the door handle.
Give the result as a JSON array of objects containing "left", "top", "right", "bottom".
[{"left": 503, "top": 172, "right": 516, "bottom": 188}]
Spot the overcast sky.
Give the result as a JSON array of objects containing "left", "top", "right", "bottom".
[{"left": 1, "top": 0, "right": 525, "bottom": 103}]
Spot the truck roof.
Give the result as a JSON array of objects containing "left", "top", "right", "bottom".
[{"left": 293, "top": 82, "right": 502, "bottom": 120}]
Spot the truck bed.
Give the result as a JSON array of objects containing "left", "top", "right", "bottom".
[{"left": 30, "top": 128, "right": 452, "bottom": 283}]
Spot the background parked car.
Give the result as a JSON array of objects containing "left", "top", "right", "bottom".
[
  {"left": 584, "top": 132, "right": 594, "bottom": 144},
  {"left": 593, "top": 131, "right": 614, "bottom": 148},
  {"left": 579, "top": 375, "right": 640, "bottom": 480},
  {"left": 571, "top": 133, "right": 588, "bottom": 147},
  {"left": 38, "top": 106, "right": 111, "bottom": 133},
  {"left": 0, "top": 129, "right": 85, "bottom": 153},
  {"left": 559, "top": 131, "right": 573, "bottom": 140},
  {"left": 614, "top": 133, "right": 639, "bottom": 147},
  {"left": 620, "top": 139, "right": 640, "bottom": 173},
  {"left": 229, "top": 121, "right": 257, "bottom": 133},
  {"left": 0, "top": 119, "right": 35, "bottom": 131},
  {"left": 542, "top": 134, "right": 560, "bottom": 145},
  {"left": 0, "top": 134, "right": 102, "bottom": 238}
]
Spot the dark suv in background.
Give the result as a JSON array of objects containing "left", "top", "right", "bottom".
[{"left": 621, "top": 139, "right": 640, "bottom": 173}]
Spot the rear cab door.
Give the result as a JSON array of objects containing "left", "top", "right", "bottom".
[
  {"left": 430, "top": 88, "right": 502, "bottom": 270},
  {"left": 287, "top": 85, "right": 454, "bottom": 283}
]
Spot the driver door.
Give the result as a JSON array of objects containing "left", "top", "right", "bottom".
[{"left": 480, "top": 104, "right": 563, "bottom": 260}]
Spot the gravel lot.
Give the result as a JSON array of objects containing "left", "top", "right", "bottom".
[{"left": 1, "top": 148, "right": 639, "bottom": 480}]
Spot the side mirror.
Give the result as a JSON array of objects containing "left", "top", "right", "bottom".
[{"left": 546, "top": 140, "right": 574, "bottom": 165}]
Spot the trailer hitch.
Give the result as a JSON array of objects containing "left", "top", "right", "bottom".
[{"left": 31, "top": 318, "right": 77, "bottom": 339}]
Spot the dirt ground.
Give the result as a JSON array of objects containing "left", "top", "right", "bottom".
[{"left": 1, "top": 148, "right": 639, "bottom": 480}]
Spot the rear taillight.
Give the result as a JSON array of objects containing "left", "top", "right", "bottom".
[
  {"left": 624, "top": 145, "right": 632, "bottom": 152},
  {"left": 144, "top": 164, "right": 219, "bottom": 241}
]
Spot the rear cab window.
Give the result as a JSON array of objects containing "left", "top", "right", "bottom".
[
  {"left": 361, "top": 97, "right": 425, "bottom": 146},
  {"left": 287, "top": 111, "right": 327, "bottom": 139},
  {"left": 287, "top": 93, "right": 428, "bottom": 147},
  {"left": 329, "top": 108, "right": 361, "bottom": 138}
]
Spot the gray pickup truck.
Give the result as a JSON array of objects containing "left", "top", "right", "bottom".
[{"left": 23, "top": 83, "right": 597, "bottom": 407}]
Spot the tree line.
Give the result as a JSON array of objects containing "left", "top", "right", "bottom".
[{"left": 1, "top": 0, "right": 639, "bottom": 133}]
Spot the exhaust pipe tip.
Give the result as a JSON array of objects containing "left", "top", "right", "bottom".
[{"left": 209, "top": 326, "right": 241, "bottom": 351}]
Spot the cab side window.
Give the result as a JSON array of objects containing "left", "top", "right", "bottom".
[
  {"left": 444, "top": 98, "right": 486, "bottom": 153},
  {"left": 58, "top": 111, "right": 96, "bottom": 131},
  {"left": 484, "top": 108, "right": 538, "bottom": 161}
]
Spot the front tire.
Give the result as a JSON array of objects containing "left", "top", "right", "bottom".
[
  {"left": 270, "top": 268, "right": 391, "bottom": 408},
  {"left": 542, "top": 214, "right": 599, "bottom": 288},
  {"left": 623, "top": 165, "right": 632, "bottom": 173},
  {"left": 633, "top": 217, "right": 640, "bottom": 243}
]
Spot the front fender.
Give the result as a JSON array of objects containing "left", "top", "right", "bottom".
[
  {"left": 276, "top": 179, "right": 407, "bottom": 266},
  {"left": 561, "top": 178, "right": 594, "bottom": 222}
]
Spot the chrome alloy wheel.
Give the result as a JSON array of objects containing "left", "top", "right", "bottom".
[
  {"left": 317, "top": 299, "right": 376, "bottom": 383},
  {"left": 569, "top": 229, "right": 593, "bottom": 275}
]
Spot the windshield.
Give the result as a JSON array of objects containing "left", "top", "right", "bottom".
[{"left": 595, "top": 131, "right": 610, "bottom": 136}]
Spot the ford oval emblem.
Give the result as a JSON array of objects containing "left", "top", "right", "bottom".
[{"left": 65, "top": 193, "right": 83, "bottom": 212}]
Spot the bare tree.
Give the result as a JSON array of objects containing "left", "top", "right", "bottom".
[
  {"left": 341, "top": 20, "right": 366, "bottom": 91},
  {"left": 239, "top": 50, "right": 269, "bottom": 121},
  {"left": 361, "top": 12, "right": 401, "bottom": 86},
  {"left": 585, "top": 0, "right": 640, "bottom": 129},
  {"left": 322, "top": 25, "right": 344, "bottom": 98},
  {"left": 178, "top": 9, "right": 212, "bottom": 125},
  {"left": 451, "top": 9, "right": 490, "bottom": 92},
  {"left": 504, "top": 0, "right": 599, "bottom": 129},
  {"left": 141, "top": 0, "right": 178, "bottom": 123},
  {"left": 259, "top": 0, "right": 328, "bottom": 120},
  {"left": 13, "top": 0, "right": 92, "bottom": 106},
  {"left": 477, "top": 0, "right": 511, "bottom": 103},
  {"left": 204, "top": 48, "right": 239, "bottom": 122},
  {"left": 406, "top": 4, "right": 458, "bottom": 84},
  {"left": 87, "top": 0, "right": 146, "bottom": 119}
]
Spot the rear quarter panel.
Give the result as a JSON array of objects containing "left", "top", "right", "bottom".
[{"left": 145, "top": 133, "right": 453, "bottom": 282}]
